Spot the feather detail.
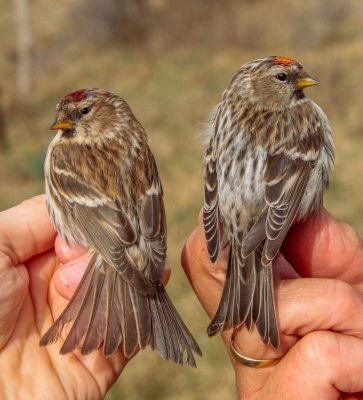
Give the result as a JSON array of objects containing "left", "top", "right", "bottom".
[
  {"left": 207, "top": 241, "right": 279, "bottom": 348},
  {"left": 203, "top": 144, "right": 220, "bottom": 263},
  {"left": 103, "top": 268, "right": 123, "bottom": 356},
  {"left": 243, "top": 154, "right": 313, "bottom": 263},
  {"left": 40, "top": 254, "right": 201, "bottom": 365},
  {"left": 207, "top": 239, "right": 256, "bottom": 335},
  {"left": 39, "top": 254, "right": 98, "bottom": 348}
]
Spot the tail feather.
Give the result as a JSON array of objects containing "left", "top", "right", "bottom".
[
  {"left": 244, "top": 306, "right": 253, "bottom": 330},
  {"left": 40, "top": 254, "right": 202, "bottom": 366},
  {"left": 150, "top": 289, "right": 176, "bottom": 362},
  {"left": 154, "top": 288, "right": 202, "bottom": 366},
  {"left": 82, "top": 271, "right": 107, "bottom": 354},
  {"left": 251, "top": 247, "right": 263, "bottom": 324},
  {"left": 208, "top": 241, "right": 279, "bottom": 348},
  {"left": 207, "top": 241, "right": 255, "bottom": 335},
  {"left": 59, "top": 262, "right": 103, "bottom": 354},
  {"left": 159, "top": 295, "right": 184, "bottom": 364},
  {"left": 104, "top": 269, "right": 123, "bottom": 356},
  {"left": 122, "top": 283, "right": 140, "bottom": 357},
  {"left": 39, "top": 255, "right": 96, "bottom": 347},
  {"left": 128, "top": 284, "right": 151, "bottom": 350},
  {"left": 255, "top": 263, "right": 279, "bottom": 347},
  {"left": 229, "top": 253, "right": 241, "bottom": 329}
]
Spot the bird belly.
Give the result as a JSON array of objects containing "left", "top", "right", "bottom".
[{"left": 217, "top": 146, "right": 267, "bottom": 237}]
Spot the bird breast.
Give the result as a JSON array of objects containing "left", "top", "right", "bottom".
[{"left": 217, "top": 138, "right": 267, "bottom": 235}]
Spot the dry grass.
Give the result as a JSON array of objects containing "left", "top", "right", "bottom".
[{"left": 1, "top": 1, "right": 363, "bottom": 398}]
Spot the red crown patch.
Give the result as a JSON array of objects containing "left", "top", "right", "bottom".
[
  {"left": 66, "top": 89, "right": 87, "bottom": 101},
  {"left": 273, "top": 56, "right": 295, "bottom": 66}
]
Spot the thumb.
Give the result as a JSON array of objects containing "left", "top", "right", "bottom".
[
  {"left": 53, "top": 236, "right": 89, "bottom": 298},
  {"left": 53, "top": 255, "right": 90, "bottom": 299}
]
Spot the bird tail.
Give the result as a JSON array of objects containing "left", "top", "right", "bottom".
[
  {"left": 207, "top": 240, "right": 279, "bottom": 348},
  {"left": 40, "top": 254, "right": 202, "bottom": 366}
]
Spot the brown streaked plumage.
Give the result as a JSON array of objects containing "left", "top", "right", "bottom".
[
  {"left": 41, "top": 88, "right": 202, "bottom": 366},
  {"left": 204, "top": 56, "right": 334, "bottom": 347}
]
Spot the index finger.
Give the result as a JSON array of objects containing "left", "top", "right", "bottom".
[
  {"left": 0, "top": 195, "right": 56, "bottom": 266},
  {"left": 281, "top": 209, "right": 363, "bottom": 285}
]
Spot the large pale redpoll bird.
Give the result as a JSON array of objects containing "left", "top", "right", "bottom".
[
  {"left": 40, "top": 88, "right": 202, "bottom": 366},
  {"left": 203, "top": 56, "right": 334, "bottom": 347}
]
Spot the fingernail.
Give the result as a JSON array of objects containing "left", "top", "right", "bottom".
[
  {"left": 59, "top": 238, "right": 75, "bottom": 261},
  {"left": 59, "top": 262, "right": 88, "bottom": 290},
  {"left": 59, "top": 238, "right": 87, "bottom": 261}
]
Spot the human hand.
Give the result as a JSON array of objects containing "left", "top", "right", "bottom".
[
  {"left": 0, "top": 196, "right": 127, "bottom": 400},
  {"left": 182, "top": 209, "right": 363, "bottom": 399}
]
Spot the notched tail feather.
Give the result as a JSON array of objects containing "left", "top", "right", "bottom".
[
  {"left": 208, "top": 242, "right": 279, "bottom": 348},
  {"left": 149, "top": 286, "right": 202, "bottom": 367},
  {"left": 254, "top": 259, "right": 279, "bottom": 348},
  {"left": 40, "top": 255, "right": 202, "bottom": 366},
  {"left": 207, "top": 243, "right": 255, "bottom": 336}
]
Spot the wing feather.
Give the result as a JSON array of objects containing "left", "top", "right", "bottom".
[
  {"left": 49, "top": 158, "right": 152, "bottom": 294},
  {"left": 242, "top": 153, "right": 314, "bottom": 262},
  {"left": 203, "top": 145, "right": 220, "bottom": 263},
  {"left": 138, "top": 162, "right": 167, "bottom": 283}
]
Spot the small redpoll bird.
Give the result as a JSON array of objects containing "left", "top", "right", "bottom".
[
  {"left": 40, "top": 88, "right": 202, "bottom": 366},
  {"left": 203, "top": 56, "right": 334, "bottom": 347}
]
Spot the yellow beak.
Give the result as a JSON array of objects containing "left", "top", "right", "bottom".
[
  {"left": 295, "top": 76, "right": 319, "bottom": 89},
  {"left": 50, "top": 120, "right": 72, "bottom": 131}
]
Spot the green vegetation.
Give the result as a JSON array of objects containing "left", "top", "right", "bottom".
[{"left": 1, "top": 1, "right": 362, "bottom": 398}]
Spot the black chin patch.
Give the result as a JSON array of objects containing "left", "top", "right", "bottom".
[
  {"left": 294, "top": 90, "right": 305, "bottom": 100},
  {"left": 61, "top": 129, "right": 76, "bottom": 138}
]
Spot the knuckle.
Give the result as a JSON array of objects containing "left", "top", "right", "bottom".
[
  {"left": 328, "top": 279, "right": 355, "bottom": 313},
  {"left": 0, "top": 265, "right": 28, "bottom": 308},
  {"left": 341, "top": 222, "right": 361, "bottom": 249},
  {"left": 299, "top": 331, "right": 339, "bottom": 370},
  {"left": 0, "top": 232, "right": 18, "bottom": 267}
]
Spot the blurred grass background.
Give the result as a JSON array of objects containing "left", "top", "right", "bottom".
[{"left": 1, "top": 0, "right": 363, "bottom": 398}]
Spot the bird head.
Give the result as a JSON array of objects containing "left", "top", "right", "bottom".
[
  {"left": 230, "top": 56, "right": 318, "bottom": 111},
  {"left": 50, "top": 88, "right": 126, "bottom": 141}
]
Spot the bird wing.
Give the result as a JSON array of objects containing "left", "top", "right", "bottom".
[
  {"left": 242, "top": 153, "right": 314, "bottom": 263},
  {"left": 137, "top": 153, "right": 167, "bottom": 283},
  {"left": 48, "top": 145, "right": 153, "bottom": 294},
  {"left": 203, "top": 143, "right": 220, "bottom": 263}
]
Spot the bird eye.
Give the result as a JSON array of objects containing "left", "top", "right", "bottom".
[
  {"left": 81, "top": 107, "right": 89, "bottom": 115},
  {"left": 276, "top": 73, "right": 287, "bottom": 82}
]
